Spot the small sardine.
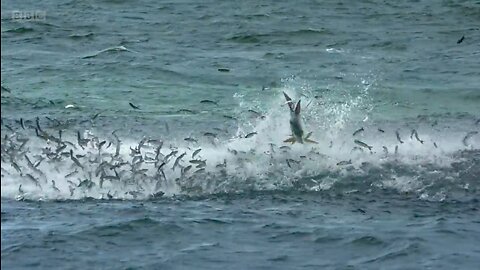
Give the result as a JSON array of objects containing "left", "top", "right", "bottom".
[
  {"left": 414, "top": 130, "right": 424, "bottom": 144},
  {"left": 129, "top": 102, "right": 140, "bottom": 110},
  {"left": 216, "top": 160, "right": 227, "bottom": 168},
  {"left": 336, "top": 160, "right": 352, "bottom": 166},
  {"left": 91, "top": 112, "right": 102, "bottom": 120},
  {"left": 353, "top": 127, "right": 364, "bottom": 136},
  {"left": 11, "top": 161, "right": 22, "bottom": 174},
  {"left": 223, "top": 115, "right": 237, "bottom": 120},
  {"left": 354, "top": 140, "right": 373, "bottom": 150},
  {"left": 189, "top": 159, "right": 206, "bottom": 165},
  {"left": 98, "top": 140, "right": 107, "bottom": 149},
  {"left": 182, "top": 165, "right": 192, "bottom": 174},
  {"left": 395, "top": 130, "right": 404, "bottom": 144},
  {"left": 194, "top": 168, "right": 205, "bottom": 174},
  {"left": 192, "top": 148, "right": 202, "bottom": 159},
  {"left": 248, "top": 109, "right": 261, "bottom": 116},
  {"left": 200, "top": 100, "right": 218, "bottom": 105},
  {"left": 204, "top": 132, "right": 217, "bottom": 138},
  {"left": 164, "top": 150, "right": 178, "bottom": 162},
  {"left": 245, "top": 132, "right": 257, "bottom": 138},
  {"left": 382, "top": 146, "right": 388, "bottom": 156},
  {"left": 26, "top": 174, "right": 41, "bottom": 188},
  {"left": 177, "top": 109, "right": 195, "bottom": 114},
  {"left": 172, "top": 152, "right": 186, "bottom": 170},
  {"left": 279, "top": 146, "right": 291, "bottom": 151},
  {"left": 184, "top": 137, "right": 198, "bottom": 143},
  {"left": 286, "top": 158, "right": 300, "bottom": 165}
]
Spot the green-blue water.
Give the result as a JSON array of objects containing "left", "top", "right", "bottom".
[{"left": 2, "top": 0, "right": 480, "bottom": 269}]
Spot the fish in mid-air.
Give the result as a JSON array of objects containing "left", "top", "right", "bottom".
[{"left": 282, "top": 92, "right": 318, "bottom": 144}]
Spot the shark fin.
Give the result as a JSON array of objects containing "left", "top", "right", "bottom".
[
  {"left": 284, "top": 137, "right": 296, "bottom": 144},
  {"left": 295, "top": 100, "right": 301, "bottom": 115},
  {"left": 283, "top": 92, "right": 294, "bottom": 112},
  {"left": 304, "top": 138, "right": 318, "bottom": 144}
]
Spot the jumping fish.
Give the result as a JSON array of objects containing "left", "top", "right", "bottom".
[
  {"left": 172, "top": 152, "right": 186, "bottom": 170},
  {"left": 353, "top": 127, "right": 364, "bottom": 136},
  {"left": 354, "top": 139, "right": 373, "bottom": 151},
  {"left": 192, "top": 148, "right": 202, "bottom": 159},
  {"left": 382, "top": 146, "right": 388, "bottom": 156},
  {"left": 200, "top": 100, "right": 218, "bottom": 105},
  {"left": 413, "top": 130, "right": 424, "bottom": 144},
  {"left": 336, "top": 160, "right": 352, "bottom": 166},
  {"left": 129, "top": 102, "right": 140, "bottom": 110},
  {"left": 395, "top": 130, "right": 404, "bottom": 144}
]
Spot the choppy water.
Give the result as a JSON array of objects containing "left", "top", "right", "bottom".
[{"left": 2, "top": 0, "right": 480, "bottom": 269}]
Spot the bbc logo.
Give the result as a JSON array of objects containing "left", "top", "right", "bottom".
[{"left": 11, "top": 10, "right": 46, "bottom": 21}]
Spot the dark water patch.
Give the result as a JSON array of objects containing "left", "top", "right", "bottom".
[
  {"left": 68, "top": 32, "right": 95, "bottom": 39},
  {"left": 314, "top": 234, "right": 344, "bottom": 244},
  {"left": 227, "top": 29, "right": 332, "bottom": 44},
  {"left": 2, "top": 27, "right": 34, "bottom": 34},
  {"left": 191, "top": 218, "right": 232, "bottom": 225},
  {"left": 71, "top": 217, "right": 184, "bottom": 238},
  {"left": 268, "top": 230, "right": 315, "bottom": 242},
  {"left": 349, "top": 235, "right": 385, "bottom": 246}
]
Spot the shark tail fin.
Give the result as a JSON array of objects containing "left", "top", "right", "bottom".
[
  {"left": 284, "top": 137, "right": 296, "bottom": 144},
  {"left": 283, "top": 92, "right": 294, "bottom": 112},
  {"left": 295, "top": 100, "right": 301, "bottom": 115}
]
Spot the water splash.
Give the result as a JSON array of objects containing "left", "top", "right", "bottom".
[{"left": 1, "top": 78, "right": 479, "bottom": 201}]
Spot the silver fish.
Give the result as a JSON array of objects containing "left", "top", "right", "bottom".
[
  {"left": 395, "top": 130, "right": 404, "bottom": 144},
  {"left": 353, "top": 127, "right": 364, "bottom": 136},
  {"left": 354, "top": 140, "right": 373, "bottom": 151},
  {"left": 192, "top": 148, "right": 202, "bottom": 159},
  {"left": 172, "top": 152, "right": 186, "bottom": 170},
  {"left": 194, "top": 168, "right": 205, "bottom": 174},
  {"left": 413, "top": 130, "right": 424, "bottom": 144},
  {"left": 336, "top": 160, "right": 352, "bottom": 166}
]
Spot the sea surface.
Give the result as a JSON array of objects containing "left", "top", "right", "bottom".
[{"left": 2, "top": 0, "right": 480, "bottom": 269}]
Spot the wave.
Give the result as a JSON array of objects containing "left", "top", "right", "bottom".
[
  {"left": 227, "top": 28, "right": 332, "bottom": 44},
  {"left": 81, "top": 45, "right": 136, "bottom": 59},
  {"left": 2, "top": 27, "right": 35, "bottom": 34},
  {"left": 1, "top": 79, "right": 479, "bottom": 202}
]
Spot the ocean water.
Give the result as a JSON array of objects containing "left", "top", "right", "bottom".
[{"left": 1, "top": 0, "right": 480, "bottom": 269}]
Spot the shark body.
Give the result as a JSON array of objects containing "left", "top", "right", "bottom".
[{"left": 283, "top": 92, "right": 318, "bottom": 144}]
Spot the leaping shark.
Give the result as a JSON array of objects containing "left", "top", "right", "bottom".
[{"left": 283, "top": 92, "right": 318, "bottom": 144}]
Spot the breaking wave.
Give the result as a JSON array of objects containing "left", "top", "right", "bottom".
[{"left": 1, "top": 79, "right": 479, "bottom": 202}]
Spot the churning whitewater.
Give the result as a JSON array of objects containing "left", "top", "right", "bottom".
[{"left": 2, "top": 84, "right": 479, "bottom": 202}]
